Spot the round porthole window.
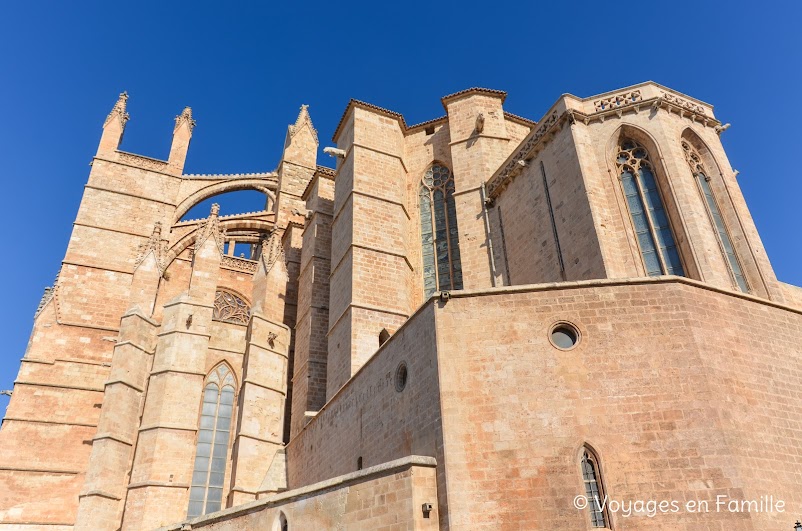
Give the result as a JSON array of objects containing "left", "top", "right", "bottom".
[
  {"left": 395, "top": 362, "right": 408, "bottom": 392},
  {"left": 549, "top": 322, "right": 580, "bottom": 350}
]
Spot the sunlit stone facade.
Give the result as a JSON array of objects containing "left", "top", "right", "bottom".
[{"left": 2, "top": 84, "right": 802, "bottom": 530}]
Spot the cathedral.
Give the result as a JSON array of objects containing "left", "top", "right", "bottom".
[{"left": 1, "top": 83, "right": 801, "bottom": 530}]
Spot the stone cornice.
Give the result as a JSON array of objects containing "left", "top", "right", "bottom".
[
  {"left": 441, "top": 87, "right": 507, "bottom": 108},
  {"left": 154, "top": 456, "right": 437, "bottom": 531},
  {"left": 486, "top": 89, "right": 723, "bottom": 199}
]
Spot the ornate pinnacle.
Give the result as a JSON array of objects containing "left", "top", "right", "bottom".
[
  {"left": 210, "top": 203, "right": 220, "bottom": 217},
  {"left": 288, "top": 104, "right": 319, "bottom": 144},
  {"left": 174, "top": 106, "right": 196, "bottom": 133},
  {"left": 104, "top": 91, "right": 130, "bottom": 128}
]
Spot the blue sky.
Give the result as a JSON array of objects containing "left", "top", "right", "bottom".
[{"left": 1, "top": 0, "right": 801, "bottom": 411}]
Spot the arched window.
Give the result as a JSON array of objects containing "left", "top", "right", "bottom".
[
  {"left": 681, "top": 140, "right": 748, "bottom": 292},
  {"left": 188, "top": 364, "right": 236, "bottom": 517},
  {"left": 272, "top": 511, "right": 288, "bottom": 531},
  {"left": 212, "top": 289, "right": 250, "bottom": 325},
  {"left": 615, "top": 139, "right": 684, "bottom": 277},
  {"left": 580, "top": 447, "right": 609, "bottom": 528},
  {"left": 419, "top": 164, "right": 463, "bottom": 297}
]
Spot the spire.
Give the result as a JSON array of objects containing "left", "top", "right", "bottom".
[
  {"left": 104, "top": 91, "right": 130, "bottom": 129},
  {"left": 169, "top": 105, "right": 195, "bottom": 173},
  {"left": 174, "top": 106, "right": 196, "bottom": 134},
  {"left": 134, "top": 222, "right": 167, "bottom": 274},
  {"left": 287, "top": 104, "right": 318, "bottom": 145},
  {"left": 194, "top": 203, "right": 225, "bottom": 255}
]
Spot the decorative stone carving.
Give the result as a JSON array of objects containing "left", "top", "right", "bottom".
[
  {"left": 288, "top": 104, "right": 319, "bottom": 145},
  {"left": 134, "top": 222, "right": 168, "bottom": 274},
  {"left": 593, "top": 90, "right": 642, "bottom": 112},
  {"left": 104, "top": 92, "right": 129, "bottom": 129},
  {"left": 475, "top": 113, "right": 485, "bottom": 133},
  {"left": 174, "top": 106, "right": 196, "bottom": 134},
  {"left": 660, "top": 92, "right": 704, "bottom": 114},
  {"left": 194, "top": 204, "right": 226, "bottom": 255},
  {"left": 681, "top": 140, "right": 708, "bottom": 177},
  {"left": 221, "top": 255, "right": 258, "bottom": 274},
  {"left": 34, "top": 268, "right": 61, "bottom": 319},
  {"left": 260, "top": 230, "right": 285, "bottom": 274},
  {"left": 212, "top": 290, "right": 250, "bottom": 325},
  {"left": 118, "top": 152, "right": 169, "bottom": 171}
]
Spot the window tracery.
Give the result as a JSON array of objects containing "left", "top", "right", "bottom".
[
  {"left": 188, "top": 364, "right": 236, "bottom": 517},
  {"left": 681, "top": 140, "right": 748, "bottom": 292},
  {"left": 212, "top": 290, "right": 250, "bottom": 325},
  {"left": 581, "top": 447, "right": 610, "bottom": 528},
  {"left": 615, "top": 139, "right": 684, "bottom": 277},
  {"left": 419, "top": 164, "right": 463, "bottom": 297}
]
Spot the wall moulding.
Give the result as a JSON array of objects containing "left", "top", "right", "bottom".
[{"left": 486, "top": 94, "right": 722, "bottom": 200}]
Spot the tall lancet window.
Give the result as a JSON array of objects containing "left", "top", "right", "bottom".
[
  {"left": 580, "top": 447, "right": 610, "bottom": 528},
  {"left": 682, "top": 140, "right": 748, "bottom": 292},
  {"left": 616, "top": 139, "right": 685, "bottom": 277},
  {"left": 188, "top": 364, "right": 236, "bottom": 517},
  {"left": 419, "top": 164, "right": 463, "bottom": 297}
]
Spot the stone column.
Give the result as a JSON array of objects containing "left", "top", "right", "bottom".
[
  {"left": 327, "top": 104, "right": 412, "bottom": 399},
  {"left": 228, "top": 232, "right": 291, "bottom": 504},
  {"left": 290, "top": 171, "right": 334, "bottom": 438},
  {"left": 120, "top": 208, "right": 223, "bottom": 530},
  {"left": 444, "top": 90, "right": 513, "bottom": 289},
  {"left": 73, "top": 308, "right": 158, "bottom": 530}
]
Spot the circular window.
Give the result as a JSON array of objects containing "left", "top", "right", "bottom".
[
  {"left": 549, "top": 322, "right": 580, "bottom": 350},
  {"left": 395, "top": 362, "right": 408, "bottom": 392}
]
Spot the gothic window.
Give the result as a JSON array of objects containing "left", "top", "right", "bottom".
[
  {"left": 615, "top": 139, "right": 685, "bottom": 277},
  {"left": 188, "top": 364, "right": 236, "bottom": 518},
  {"left": 681, "top": 140, "right": 748, "bottom": 292},
  {"left": 420, "top": 164, "right": 463, "bottom": 297},
  {"left": 212, "top": 290, "right": 250, "bottom": 325},
  {"left": 581, "top": 447, "right": 609, "bottom": 528},
  {"left": 273, "top": 512, "right": 288, "bottom": 531}
]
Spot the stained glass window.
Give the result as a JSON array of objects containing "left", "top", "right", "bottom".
[
  {"left": 681, "top": 140, "right": 748, "bottom": 292},
  {"left": 616, "top": 139, "right": 684, "bottom": 277},
  {"left": 188, "top": 364, "right": 236, "bottom": 517},
  {"left": 581, "top": 448, "right": 609, "bottom": 528},
  {"left": 420, "top": 165, "right": 463, "bottom": 297}
]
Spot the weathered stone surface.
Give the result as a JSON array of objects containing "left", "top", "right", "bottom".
[{"left": 1, "top": 83, "right": 799, "bottom": 531}]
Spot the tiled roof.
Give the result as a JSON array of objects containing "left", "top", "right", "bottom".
[
  {"left": 333, "top": 99, "right": 407, "bottom": 141},
  {"left": 331, "top": 89, "right": 534, "bottom": 141},
  {"left": 406, "top": 116, "right": 448, "bottom": 131},
  {"left": 503, "top": 111, "right": 537, "bottom": 128},
  {"left": 440, "top": 87, "right": 507, "bottom": 108}
]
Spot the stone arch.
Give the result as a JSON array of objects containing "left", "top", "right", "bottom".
[
  {"left": 174, "top": 179, "right": 278, "bottom": 223},
  {"left": 679, "top": 127, "right": 724, "bottom": 176},
  {"left": 188, "top": 361, "right": 238, "bottom": 517},
  {"left": 418, "top": 162, "right": 463, "bottom": 297},
  {"left": 605, "top": 123, "right": 701, "bottom": 280},
  {"left": 164, "top": 219, "right": 275, "bottom": 270},
  {"left": 680, "top": 127, "right": 763, "bottom": 295},
  {"left": 272, "top": 511, "right": 288, "bottom": 531},
  {"left": 576, "top": 442, "right": 611, "bottom": 528}
]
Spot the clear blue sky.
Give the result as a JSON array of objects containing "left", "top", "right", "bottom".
[{"left": 1, "top": 1, "right": 801, "bottom": 412}]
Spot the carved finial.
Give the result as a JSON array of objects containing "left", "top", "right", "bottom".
[
  {"left": 104, "top": 91, "right": 130, "bottom": 128},
  {"left": 288, "top": 104, "right": 319, "bottom": 144},
  {"left": 134, "top": 222, "right": 168, "bottom": 274},
  {"left": 174, "top": 106, "right": 196, "bottom": 134},
  {"left": 210, "top": 203, "right": 220, "bottom": 217}
]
